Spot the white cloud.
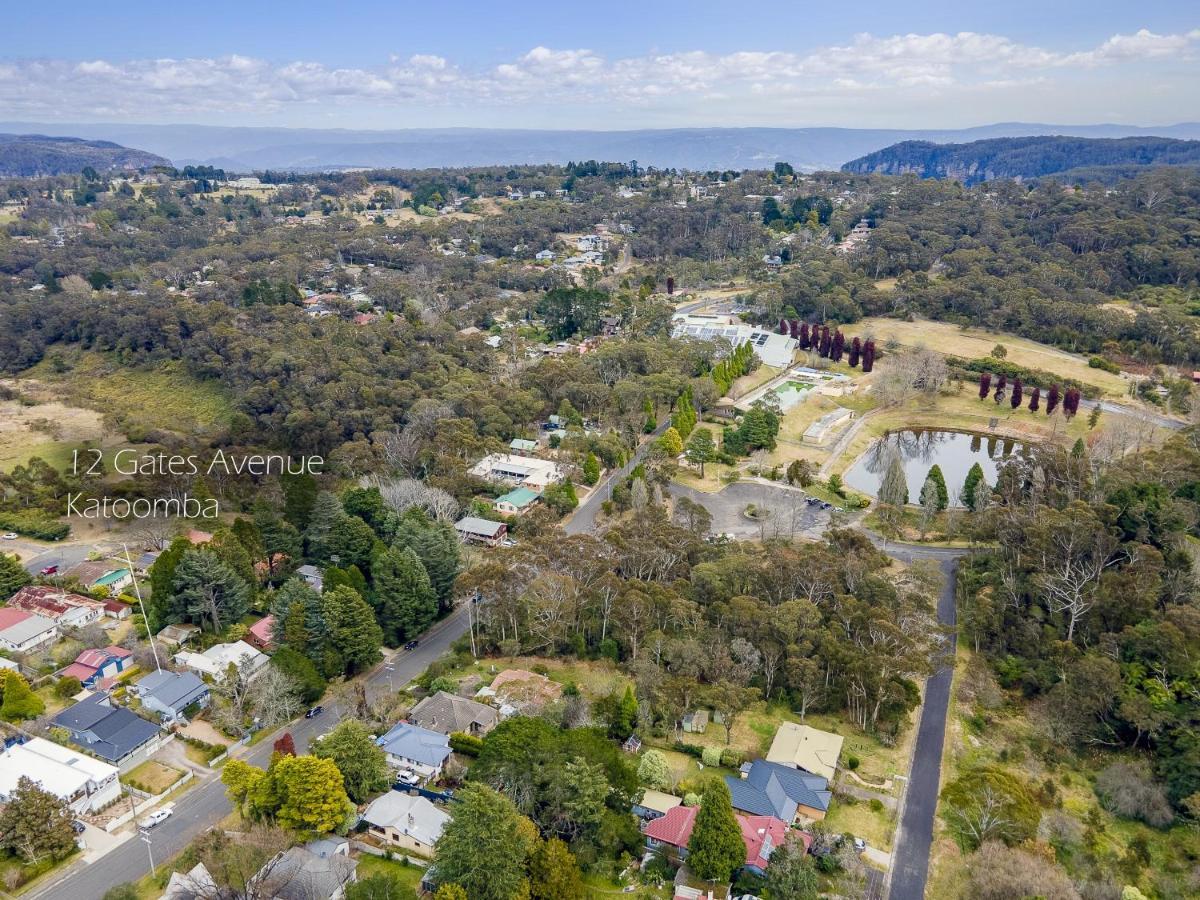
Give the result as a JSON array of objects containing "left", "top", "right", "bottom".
[{"left": 0, "top": 28, "right": 1195, "bottom": 125}]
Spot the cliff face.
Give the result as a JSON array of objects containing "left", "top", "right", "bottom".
[
  {"left": 842, "top": 136, "right": 1200, "bottom": 185},
  {"left": 0, "top": 134, "right": 169, "bottom": 176}
]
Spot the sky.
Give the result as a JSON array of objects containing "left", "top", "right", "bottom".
[{"left": 2, "top": 1, "right": 1198, "bottom": 130}]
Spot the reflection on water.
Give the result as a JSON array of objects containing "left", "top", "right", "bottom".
[{"left": 844, "top": 429, "right": 1023, "bottom": 507}]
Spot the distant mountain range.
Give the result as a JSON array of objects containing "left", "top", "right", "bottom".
[
  {"left": 0, "top": 133, "right": 168, "bottom": 176},
  {"left": 842, "top": 135, "right": 1200, "bottom": 184},
  {"left": 3, "top": 121, "right": 1200, "bottom": 173}
]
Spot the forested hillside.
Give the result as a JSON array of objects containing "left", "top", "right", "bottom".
[
  {"left": 0, "top": 134, "right": 168, "bottom": 176},
  {"left": 842, "top": 136, "right": 1200, "bottom": 185}
]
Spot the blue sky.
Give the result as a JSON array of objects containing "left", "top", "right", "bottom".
[{"left": 2, "top": 1, "right": 1197, "bottom": 128}]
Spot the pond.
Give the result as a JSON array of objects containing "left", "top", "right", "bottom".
[{"left": 843, "top": 428, "right": 1024, "bottom": 506}]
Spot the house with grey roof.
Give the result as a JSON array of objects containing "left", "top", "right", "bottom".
[
  {"left": 725, "top": 759, "right": 832, "bottom": 823},
  {"left": 376, "top": 722, "right": 452, "bottom": 779},
  {"left": 409, "top": 691, "right": 499, "bottom": 737},
  {"left": 362, "top": 790, "right": 450, "bottom": 855},
  {"left": 252, "top": 845, "right": 357, "bottom": 900},
  {"left": 53, "top": 693, "right": 163, "bottom": 769},
  {"left": 134, "top": 670, "right": 210, "bottom": 722}
]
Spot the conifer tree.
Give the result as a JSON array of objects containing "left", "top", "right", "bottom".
[
  {"left": 687, "top": 781, "right": 746, "bottom": 883},
  {"left": 979, "top": 372, "right": 992, "bottom": 400}
]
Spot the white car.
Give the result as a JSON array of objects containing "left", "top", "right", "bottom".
[
  {"left": 143, "top": 807, "right": 173, "bottom": 828},
  {"left": 395, "top": 769, "right": 421, "bottom": 786},
  {"left": 1, "top": 533, "right": 16, "bottom": 541}
]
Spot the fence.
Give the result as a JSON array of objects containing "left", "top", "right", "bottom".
[
  {"left": 104, "top": 769, "right": 194, "bottom": 832},
  {"left": 209, "top": 733, "right": 251, "bottom": 766}
]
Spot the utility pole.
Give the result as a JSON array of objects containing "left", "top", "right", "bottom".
[{"left": 123, "top": 543, "right": 160, "bottom": 672}]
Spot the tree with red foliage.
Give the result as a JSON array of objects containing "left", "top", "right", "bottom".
[
  {"left": 798, "top": 323, "right": 810, "bottom": 349},
  {"left": 993, "top": 373, "right": 1006, "bottom": 404},
  {"left": 789, "top": 319, "right": 799, "bottom": 340},
  {"left": 666, "top": 276, "right": 675, "bottom": 295},
  {"left": 273, "top": 732, "right": 296, "bottom": 757},
  {"left": 778, "top": 318, "right": 789, "bottom": 335},
  {"left": 819, "top": 326, "right": 832, "bottom": 358},
  {"left": 1046, "top": 384, "right": 1061, "bottom": 415},
  {"left": 862, "top": 340, "right": 876, "bottom": 373},
  {"left": 1063, "top": 388, "right": 1081, "bottom": 419},
  {"left": 848, "top": 337, "right": 862, "bottom": 368},
  {"left": 1028, "top": 386, "right": 1040, "bottom": 412},
  {"left": 831, "top": 330, "right": 845, "bottom": 362},
  {"left": 979, "top": 372, "right": 992, "bottom": 400},
  {"left": 1010, "top": 378, "right": 1023, "bottom": 409}
]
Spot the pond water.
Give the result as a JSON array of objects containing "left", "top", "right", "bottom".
[
  {"left": 769, "top": 380, "right": 815, "bottom": 411},
  {"left": 843, "top": 428, "right": 1024, "bottom": 506}
]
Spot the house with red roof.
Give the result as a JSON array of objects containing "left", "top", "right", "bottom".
[
  {"left": 246, "top": 616, "right": 275, "bottom": 651},
  {"left": 7, "top": 585, "right": 105, "bottom": 629},
  {"left": 642, "top": 804, "right": 810, "bottom": 879},
  {"left": 0, "top": 607, "right": 58, "bottom": 653},
  {"left": 59, "top": 645, "right": 133, "bottom": 689}
]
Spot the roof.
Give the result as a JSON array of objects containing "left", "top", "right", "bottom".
[
  {"left": 376, "top": 722, "right": 452, "bottom": 768},
  {"left": 248, "top": 616, "right": 275, "bottom": 644},
  {"left": 410, "top": 691, "right": 499, "bottom": 735},
  {"left": 60, "top": 662, "right": 100, "bottom": 682},
  {"left": 136, "top": 669, "right": 209, "bottom": 711},
  {"left": 643, "top": 804, "right": 696, "bottom": 848},
  {"left": 52, "top": 693, "right": 161, "bottom": 762},
  {"left": 0, "top": 608, "right": 55, "bottom": 644},
  {"left": 726, "top": 760, "right": 832, "bottom": 819},
  {"left": 256, "top": 846, "right": 356, "bottom": 900},
  {"left": 362, "top": 790, "right": 451, "bottom": 847},
  {"left": 454, "top": 516, "right": 505, "bottom": 538},
  {"left": 509, "top": 439, "right": 538, "bottom": 452},
  {"left": 0, "top": 608, "right": 32, "bottom": 631},
  {"left": 0, "top": 737, "right": 117, "bottom": 803},
  {"left": 765, "top": 722, "right": 844, "bottom": 780},
  {"left": 638, "top": 790, "right": 683, "bottom": 815},
  {"left": 75, "top": 646, "right": 131, "bottom": 668},
  {"left": 642, "top": 805, "right": 800, "bottom": 870},
  {"left": 7, "top": 585, "right": 103, "bottom": 619},
  {"left": 495, "top": 487, "right": 540, "bottom": 509},
  {"left": 163, "top": 863, "right": 218, "bottom": 900}
]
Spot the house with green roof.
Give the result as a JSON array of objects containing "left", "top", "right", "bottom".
[
  {"left": 494, "top": 486, "right": 541, "bottom": 515},
  {"left": 509, "top": 438, "right": 538, "bottom": 454}
]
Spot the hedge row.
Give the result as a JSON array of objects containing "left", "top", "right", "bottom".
[
  {"left": 0, "top": 511, "right": 70, "bottom": 541},
  {"left": 949, "top": 355, "right": 1098, "bottom": 400}
]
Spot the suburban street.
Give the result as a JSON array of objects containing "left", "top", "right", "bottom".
[
  {"left": 30, "top": 606, "right": 471, "bottom": 900},
  {"left": 563, "top": 419, "right": 669, "bottom": 535}
]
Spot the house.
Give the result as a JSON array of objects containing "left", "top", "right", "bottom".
[
  {"left": 295, "top": 564, "right": 324, "bottom": 592},
  {"left": 375, "top": 722, "right": 452, "bottom": 779},
  {"left": 101, "top": 599, "right": 133, "bottom": 620},
  {"left": 252, "top": 846, "right": 357, "bottom": 900},
  {"left": 132, "top": 551, "right": 160, "bottom": 575},
  {"left": 671, "top": 316, "right": 798, "bottom": 369},
  {"left": 493, "top": 486, "right": 541, "bottom": 516},
  {"left": 64, "top": 561, "right": 133, "bottom": 595},
  {"left": 801, "top": 408, "right": 855, "bottom": 447},
  {"left": 161, "top": 863, "right": 218, "bottom": 900},
  {"left": 535, "top": 249, "right": 555, "bottom": 261},
  {"left": 508, "top": 438, "right": 538, "bottom": 455},
  {"left": 0, "top": 607, "right": 58, "bottom": 653},
  {"left": 454, "top": 516, "right": 507, "bottom": 547},
  {"left": 134, "top": 670, "right": 210, "bottom": 721},
  {"left": 725, "top": 759, "right": 832, "bottom": 823},
  {"left": 643, "top": 805, "right": 802, "bottom": 875},
  {"left": 175, "top": 640, "right": 268, "bottom": 682},
  {"left": 361, "top": 790, "right": 450, "bottom": 855},
  {"left": 529, "top": 190, "right": 547, "bottom": 199},
  {"left": 7, "top": 585, "right": 105, "bottom": 628},
  {"left": 600, "top": 316, "right": 622, "bottom": 336},
  {"left": 476, "top": 668, "right": 563, "bottom": 712},
  {"left": 681, "top": 710, "right": 709, "bottom": 734},
  {"left": 765, "top": 722, "right": 844, "bottom": 781},
  {"left": 0, "top": 736, "right": 121, "bottom": 814},
  {"left": 410, "top": 690, "right": 499, "bottom": 736},
  {"left": 577, "top": 234, "right": 605, "bottom": 252},
  {"left": 469, "top": 453, "right": 564, "bottom": 490},
  {"left": 633, "top": 789, "right": 682, "bottom": 821},
  {"left": 59, "top": 645, "right": 133, "bottom": 689},
  {"left": 53, "top": 693, "right": 163, "bottom": 768},
  {"left": 762, "top": 254, "right": 783, "bottom": 269},
  {"left": 247, "top": 616, "right": 275, "bottom": 651},
  {"left": 155, "top": 623, "right": 200, "bottom": 647}
]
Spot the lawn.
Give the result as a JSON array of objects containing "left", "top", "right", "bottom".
[
  {"left": 356, "top": 854, "right": 425, "bottom": 893},
  {"left": 583, "top": 868, "right": 672, "bottom": 898},
  {"left": 848, "top": 317, "right": 1129, "bottom": 396},
  {"left": 126, "top": 760, "right": 185, "bottom": 794},
  {"left": 823, "top": 796, "right": 896, "bottom": 850},
  {"left": 0, "top": 392, "right": 112, "bottom": 473},
  {"left": 726, "top": 365, "right": 781, "bottom": 402}
]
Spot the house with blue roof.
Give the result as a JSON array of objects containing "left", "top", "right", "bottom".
[
  {"left": 725, "top": 759, "right": 833, "bottom": 823},
  {"left": 134, "top": 669, "right": 210, "bottom": 722},
  {"left": 375, "top": 722, "right": 452, "bottom": 780},
  {"left": 52, "top": 693, "right": 163, "bottom": 770}
]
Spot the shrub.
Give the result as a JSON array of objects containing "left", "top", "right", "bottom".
[
  {"left": 869, "top": 798, "right": 884, "bottom": 812},
  {"left": 683, "top": 792, "right": 700, "bottom": 807},
  {"left": 1088, "top": 356, "right": 1121, "bottom": 374},
  {"left": 55, "top": 676, "right": 83, "bottom": 698},
  {"left": 1094, "top": 762, "right": 1174, "bottom": 828},
  {"left": 448, "top": 732, "right": 484, "bottom": 757},
  {"left": 0, "top": 512, "right": 69, "bottom": 541},
  {"left": 846, "top": 755, "right": 860, "bottom": 770},
  {"left": 673, "top": 741, "right": 703, "bottom": 758},
  {"left": 719, "top": 749, "right": 742, "bottom": 768},
  {"left": 701, "top": 746, "right": 723, "bottom": 767}
]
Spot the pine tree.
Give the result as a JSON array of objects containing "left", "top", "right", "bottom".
[
  {"left": 642, "top": 397, "right": 656, "bottom": 433},
  {"left": 0, "top": 776, "right": 76, "bottom": 862},
  {"left": 147, "top": 536, "right": 190, "bottom": 630},
  {"left": 685, "top": 429, "right": 716, "bottom": 477},
  {"left": 962, "top": 462, "right": 986, "bottom": 511},
  {"left": 321, "top": 585, "right": 383, "bottom": 674},
  {"left": 609, "top": 685, "right": 638, "bottom": 740},
  {"left": 371, "top": 545, "right": 437, "bottom": 645},
  {"left": 1047, "top": 384, "right": 1061, "bottom": 416},
  {"left": 925, "top": 464, "right": 949, "bottom": 511},
  {"left": 0, "top": 671, "right": 44, "bottom": 721},
  {"left": 818, "top": 326, "right": 832, "bottom": 358},
  {"left": 393, "top": 515, "right": 461, "bottom": 611},
  {"left": 880, "top": 453, "right": 909, "bottom": 507},
  {"left": 582, "top": 453, "right": 601, "bottom": 485},
  {"left": 0, "top": 552, "right": 31, "bottom": 602},
  {"left": 434, "top": 784, "right": 534, "bottom": 900},
  {"left": 831, "top": 330, "right": 845, "bottom": 362},
  {"left": 687, "top": 781, "right": 746, "bottom": 883},
  {"left": 530, "top": 838, "right": 584, "bottom": 900},
  {"left": 171, "top": 549, "right": 252, "bottom": 633},
  {"left": 311, "top": 720, "right": 391, "bottom": 804},
  {"left": 862, "top": 340, "right": 876, "bottom": 373},
  {"left": 798, "top": 322, "right": 810, "bottom": 349},
  {"left": 281, "top": 472, "right": 319, "bottom": 531},
  {"left": 304, "top": 492, "right": 346, "bottom": 562},
  {"left": 788, "top": 319, "right": 799, "bottom": 340}
]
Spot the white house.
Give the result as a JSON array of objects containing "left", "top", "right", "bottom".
[
  {"left": 535, "top": 249, "right": 555, "bottom": 261},
  {"left": 375, "top": 722, "right": 452, "bottom": 780},
  {"left": 0, "top": 737, "right": 121, "bottom": 813},
  {"left": 469, "top": 453, "right": 564, "bottom": 491},
  {"left": 0, "top": 608, "right": 58, "bottom": 653},
  {"left": 802, "top": 408, "right": 855, "bottom": 446},
  {"left": 175, "top": 640, "right": 268, "bottom": 681},
  {"left": 361, "top": 791, "right": 450, "bottom": 856},
  {"left": 671, "top": 315, "right": 799, "bottom": 369}
]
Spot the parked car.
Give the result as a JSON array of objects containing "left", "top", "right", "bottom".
[
  {"left": 820, "top": 502, "right": 833, "bottom": 510},
  {"left": 1, "top": 533, "right": 16, "bottom": 541},
  {"left": 395, "top": 769, "right": 420, "bottom": 786},
  {"left": 853, "top": 837, "right": 867, "bottom": 852},
  {"left": 143, "top": 807, "right": 172, "bottom": 828},
  {"left": 39, "top": 565, "right": 59, "bottom": 575},
  {"left": 304, "top": 705, "right": 324, "bottom": 719},
  {"left": 403, "top": 640, "right": 419, "bottom": 651},
  {"left": 70, "top": 820, "right": 85, "bottom": 834}
]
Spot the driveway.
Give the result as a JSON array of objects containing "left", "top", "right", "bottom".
[
  {"left": 668, "top": 479, "right": 831, "bottom": 540},
  {"left": 563, "top": 420, "right": 669, "bottom": 535}
]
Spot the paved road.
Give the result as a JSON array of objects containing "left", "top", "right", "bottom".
[
  {"left": 876, "top": 541, "right": 963, "bottom": 900},
  {"left": 564, "top": 420, "right": 669, "bottom": 535},
  {"left": 33, "top": 606, "right": 471, "bottom": 900},
  {"left": 12, "top": 538, "right": 101, "bottom": 575}
]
